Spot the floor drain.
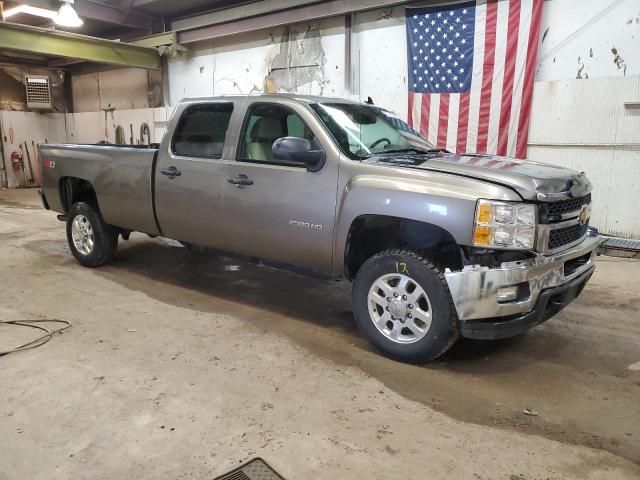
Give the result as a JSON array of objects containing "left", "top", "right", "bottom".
[{"left": 214, "top": 458, "right": 285, "bottom": 480}]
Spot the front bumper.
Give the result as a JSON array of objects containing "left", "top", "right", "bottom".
[
  {"left": 445, "top": 235, "right": 599, "bottom": 332},
  {"left": 459, "top": 267, "right": 593, "bottom": 339}
]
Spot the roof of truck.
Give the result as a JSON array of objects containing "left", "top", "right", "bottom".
[{"left": 179, "top": 93, "right": 367, "bottom": 105}]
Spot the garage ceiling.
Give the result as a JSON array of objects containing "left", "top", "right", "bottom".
[
  {"left": 126, "top": 0, "right": 252, "bottom": 19},
  {"left": 1, "top": 0, "right": 254, "bottom": 38}
]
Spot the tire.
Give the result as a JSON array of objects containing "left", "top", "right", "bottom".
[
  {"left": 66, "top": 202, "right": 118, "bottom": 267},
  {"left": 352, "top": 249, "right": 459, "bottom": 363}
]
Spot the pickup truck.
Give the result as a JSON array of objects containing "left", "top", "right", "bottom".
[{"left": 39, "top": 94, "right": 598, "bottom": 362}]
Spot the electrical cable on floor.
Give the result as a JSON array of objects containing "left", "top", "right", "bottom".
[{"left": 0, "top": 319, "right": 71, "bottom": 357}]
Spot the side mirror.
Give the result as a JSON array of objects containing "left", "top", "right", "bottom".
[{"left": 272, "top": 137, "right": 326, "bottom": 172}]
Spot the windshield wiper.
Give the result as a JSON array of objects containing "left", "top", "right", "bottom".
[{"left": 380, "top": 147, "right": 446, "bottom": 155}]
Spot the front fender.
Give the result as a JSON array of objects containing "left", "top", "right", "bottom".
[{"left": 332, "top": 172, "right": 521, "bottom": 274}]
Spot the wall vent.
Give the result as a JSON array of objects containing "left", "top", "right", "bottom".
[{"left": 25, "top": 75, "right": 52, "bottom": 110}]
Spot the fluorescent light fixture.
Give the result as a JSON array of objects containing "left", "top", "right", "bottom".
[
  {"left": 55, "top": 1, "right": 83, "bottom": 28},
  {"left": 3, "top": 5, "right": 58, "bottom": 20},
  {"left": 2, "top": 1, "right": 83, "bottom": 28}
]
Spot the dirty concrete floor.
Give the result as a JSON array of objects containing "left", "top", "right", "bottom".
[{"left": 0, "top": 189, "right": 638, "bottom": 480}]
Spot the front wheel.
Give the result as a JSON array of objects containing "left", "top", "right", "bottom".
[
  {"left": 66, "top": 202, "right": 118, "bottom": 267},
  {"left": 352, "top": 249, "right": 459, "bottom": 363}
]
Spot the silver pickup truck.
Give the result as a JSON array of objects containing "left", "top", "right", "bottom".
[{"left": 39, "top": 94, "right": 598, "bottom": 362}]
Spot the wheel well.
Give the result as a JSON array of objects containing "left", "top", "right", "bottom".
[
  {"left": 59, "top": 177, "right": 98, "bottom": 213},
  {"left": 344, "top": 215, "right": 462, "bottom": 280}
]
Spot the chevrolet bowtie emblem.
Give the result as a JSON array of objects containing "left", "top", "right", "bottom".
[{"left": 578, "top": 205, "right": 590, "bottom": 225}]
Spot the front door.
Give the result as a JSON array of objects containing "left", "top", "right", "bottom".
[
  {"left": 219, "top": 102, "right": 339, "bottom": 272},
  {"left": 154, "top": 101, "right": 235, "bottom": 247}
]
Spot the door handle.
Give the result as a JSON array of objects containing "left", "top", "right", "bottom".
[
  {"left": 227, "top": 175, "right": 254, "bottom": 187},
  {"left": 161, "top": 166, "right": 181, "bottom": 179}
]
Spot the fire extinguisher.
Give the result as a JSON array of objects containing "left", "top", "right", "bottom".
[
  {"left": 11, "top": 151, "right": 22, "bottom": 172},
  {"left": 11, "top": 150, "right": 27, "bottom": 186}
]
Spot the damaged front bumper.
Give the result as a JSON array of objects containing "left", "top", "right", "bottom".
[{"left": 445, "top": 235, "right": 600, "bottom": 339}]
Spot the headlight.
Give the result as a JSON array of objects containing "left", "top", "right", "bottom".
[{"left": 473, "top": 200, "right": 537, "bottom": 249}]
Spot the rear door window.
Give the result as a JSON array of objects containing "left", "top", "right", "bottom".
[{"left": 172, "top": 103, "right": 234, "bottom": 159}]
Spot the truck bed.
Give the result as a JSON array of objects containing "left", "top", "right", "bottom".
[{"left": 39, "top": 143, "right": 160, "bottom": 235}]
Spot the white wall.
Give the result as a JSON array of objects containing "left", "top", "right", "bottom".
[
  {"left": 71, "top": 68, "right": 164, "bottom": 112},
  {"left": 0, "top": 111, "right": 66, "bottom": 188},
  {"left": 167, "top": 16, "right": 346, "bottom": 104},
  {"left": 537, "top": 0, "right": 640, "bottom": 81},
  {"left": 65, "top": 107, "right": 173, "bottom": 145},
  {"left": 528, "top": 75, "right": 640, "bottom": 238},
  {"left": 352, "top": 7, "right": 409, "bottom": 119}
]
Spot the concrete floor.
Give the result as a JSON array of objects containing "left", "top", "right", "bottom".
[{"left": 0, "top": 188, "right": 638, "bottom": 480}]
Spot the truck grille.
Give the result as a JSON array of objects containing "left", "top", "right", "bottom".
[
  {"left": 549, "top": 223, "right": 589, "bottom": 250},
  {"left": 538, "top": 194, "right": 592, "bottom": 253},
  {"left": 540, "top": 194, "right": 591, "bottom": 221}
]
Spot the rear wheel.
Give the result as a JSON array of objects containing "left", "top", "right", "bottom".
[
  {"left": 66, "top": 202, "right": 118, "bottom": 267},
  {"left": 352, "top": 249, "right": 459, "bottom": 363}
]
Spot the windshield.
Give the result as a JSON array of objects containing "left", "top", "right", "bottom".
[{"left": 310, "top": 102, "right": 439, "bottom": 160}]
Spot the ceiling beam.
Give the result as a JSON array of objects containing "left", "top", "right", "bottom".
[
  {"left": 130, "top": 31, "right": 177, "bottom": 48},
  {"left": 0, "top": 21, "right": 161, "bottom": 69},
  {"left": 170, "top": 0, "right": 319, "bottom": 32},
  {"left": 176, "top": 0, "right": 408, "bottom": 44},
  {"left": 7, "top": 0, "right": 162, "bottom": 32}
]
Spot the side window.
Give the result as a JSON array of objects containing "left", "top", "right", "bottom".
[
  {"left": 172, "top": 103, "right": 233, "bottom": 159},
  {"left": 238, "top": 104, "right": 316, "bottom": 165}
]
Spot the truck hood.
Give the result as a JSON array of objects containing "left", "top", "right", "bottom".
[{"left": 365, "top": 152, "right": 592, "bottom": 201}]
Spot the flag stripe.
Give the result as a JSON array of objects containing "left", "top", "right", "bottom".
[
  {"left": 466, "top": 1, "right": 487, "bottom": 154},
  {"left": 456, "top": 92, "right": 471, "bottom": 152},
  {"left": 437, "top": 93, "right": 450, "bottom": 147},
  {"left": 408, "top": 91, "right": 415, "bottom": 127},
  {"left": 420, "top": 93, "right": 431, "bottom": 138},
  {"left": 507, "top": 0, "right": 533, "bottom": 156},
  {"left": 476, "top": 0, "right": 498, "bottom": 153},
  {"left": 446, "top": 93, "right": 460, "bottom": 151},
  {"left": 486, "top": 0, "right": 509, "bottom": 154},
  {"left": 516, "top": 0, "right": 543, "bottom": 158},
  {"left": 497, "top": 0, "right": 521, "bottom": 156},
  {"left": 428, "top": 93, "right": 441, "bottom": 145}
]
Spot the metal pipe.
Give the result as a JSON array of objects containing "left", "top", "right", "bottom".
[
  {"left": 344, "top": 13, "right": 352, "bottom": 95},
  {"left": 0, "top": 115, "right": 7, "bottom": 188}
]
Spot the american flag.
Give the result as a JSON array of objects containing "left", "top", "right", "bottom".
[{"left": 406, "top": 0, "right": 543, "bottom": 159}]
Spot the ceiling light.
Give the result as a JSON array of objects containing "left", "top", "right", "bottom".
[
  {"left": 3, "top": 5, "right": 57, "bottom": 20},
  {"left": 55, "top": 0, "right": 83, "bottom": 28}
]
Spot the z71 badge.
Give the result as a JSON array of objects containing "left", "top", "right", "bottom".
[{"left": 45, "top": 159, "right": 56, "bottom": 169}]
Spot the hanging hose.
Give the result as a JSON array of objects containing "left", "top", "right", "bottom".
[
  {"left": 140, "top": 122, "right": 151, "bottom": 147},
  {"left": 114, "top": 125, "right": 126, "bottom": 145},
  {"left": 0, "top": 319, "right": 71, "bottom": 357}
]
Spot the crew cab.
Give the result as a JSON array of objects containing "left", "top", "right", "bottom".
[{"left": 39, "top": 94, "right": 598, "bottom": 362}]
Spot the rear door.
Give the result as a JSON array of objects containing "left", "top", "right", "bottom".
[
  {"left": 217, "top": 100, "right": 339, "bottom": 272},
  {"left": 154, "top": 101, "right": 235, "bottom": 246}
]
